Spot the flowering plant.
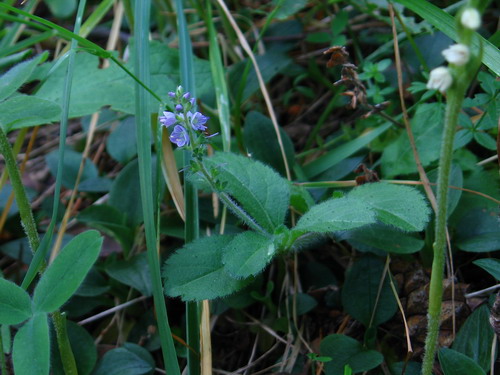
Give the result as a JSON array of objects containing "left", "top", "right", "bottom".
[{"left": 159, "top": 86, "right": 212, "bottom": 149}]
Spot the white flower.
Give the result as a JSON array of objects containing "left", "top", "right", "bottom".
[
  {"left": 442, "top": 44, "right": 470, "bottom": 66},
  {"left": 427, "top": 67, "right": 453, "bottom": 93},
  {"left": 461, "top": 8, "right": 481, "bottom": 30}
]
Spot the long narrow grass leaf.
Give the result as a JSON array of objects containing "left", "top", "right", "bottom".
[
  {"left": 206, "top": 0, "right": 231, "bottom": 151},
  {"left": 134, "top": 1, "right": 180, "bottom": 374},
  {"left": 174, "top": 0, "right": 201, "bottom": 374}
]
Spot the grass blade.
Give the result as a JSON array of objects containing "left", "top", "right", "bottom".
[
  {"left": 206, "top": 0, "right": 231, "bottom": 152},
  {"left": 134, "top": 1, "right": 180, "bottom": 374},
  {"left": 174, "top": 0, "right": 200, "bottom": 374}
]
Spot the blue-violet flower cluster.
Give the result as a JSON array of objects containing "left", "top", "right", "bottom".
[{"left": 159, "top": 86, "right": 210, "bottom": 148}]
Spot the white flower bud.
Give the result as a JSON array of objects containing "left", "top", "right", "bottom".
[
  {"left": 461, "top": 8, "right": 481, "bottom": 30},
  {"left": 442, "top": 44, "right": 470, "bottom": 66},
  {"left": 427, "top": 67, "right": 453, "bottom": 93}
]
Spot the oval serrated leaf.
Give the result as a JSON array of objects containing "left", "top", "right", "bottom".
[
  {"left": 320, "top": 334, "right": 383, "bottom": 375},
  {"left": 13, "top": 314, "right": 50, "bottom": 375},
  {"left": 222, "top": 231, "right": 275, "bottom": 278},
  {"left": 347, "top": 182, "right": 430, "bottom": 232},
  {"left": 163, "top": 235, "right": 249, "bottom": 301},
  {"left": 204, "top": 152, "right": 290, "bottom": 233},
  {"left": 33, "top": 230, "right": 103, "bottom": 313},
  {"left": 0, "top": 278, "right": 32, "bottom": 325},
  {"left": 294, "top": 196, "right": 376, "bottom": 233}
]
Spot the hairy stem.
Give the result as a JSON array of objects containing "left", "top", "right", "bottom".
[{"left": 421, "top": 86, "right": 466, "bottom": 375}]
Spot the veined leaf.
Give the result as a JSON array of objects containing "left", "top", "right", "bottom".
[
  {"left": 222, "top": 231, "right": 276, "bottom": 278},
  {"left": 163, "top": 235, "right": 249, "bottom": 301},
  {"left": 294, "top": 196, "right": 376, "bottom": 233},
  {"left": 348, "top": 183, "right": 430, "bottom": 232},
  {"left": 205, "top": 152, "right": 290, "bottom": 233}
]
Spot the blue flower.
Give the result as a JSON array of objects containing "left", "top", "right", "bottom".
[
  {"left": 159, "top": 111, "right": 177, "bottom": 127},
  {"left": 169, "top": 125, "right": 190, "bottom": 147},
  {"left": 175, "top": 104, "right": 183, "bottom": 112},
  {"left": 188, "top": 111, "right": 209, "bottom": 131}
]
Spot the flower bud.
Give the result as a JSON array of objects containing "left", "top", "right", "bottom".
[
  {"left": 442, "top": 44, "right": 470, "bottom": 66},
  {"left": 461, "top": 8, "right": 481, "bottom": 30},
  {"left": 427, "top": 67, "right": 453, "bottom": 93}
]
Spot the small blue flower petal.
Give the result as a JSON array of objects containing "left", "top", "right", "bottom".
[
  {"left": 159, "top": 111, "right": 177, "bottom": 127},
  {"left": 169, "top": 125, "right": 190, "bottom": 147},
  {"left": 188, "top": 111, "right": 209, "bottom": 131}
]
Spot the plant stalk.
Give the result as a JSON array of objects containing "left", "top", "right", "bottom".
[{"left": 421, "top": 85, "right": 467, "bottom": 375}]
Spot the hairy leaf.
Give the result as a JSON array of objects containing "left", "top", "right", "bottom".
[
  {"left": 348, "top": 182, "right": 430, "bottom": 232},
  {"left": 222, "top": 231, "right": 276, "bottom": 278},
  {"left": 205, "top": 152, "right": 290, "bottom": 233},
  {"left": 294, "top": 196, "right": 376, "bottom": 233},
  {"left": 163, "top": 235, "right": 249, "bottom": 301}
]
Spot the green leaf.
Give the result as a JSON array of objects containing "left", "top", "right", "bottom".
[
  {"left": 0, "top": 53, "right": 47, "bottom": 101},
  {"left": 273, "top": 0, "right": 308, "bottom": 20},
  {"left": 205, "top": 152, "right": 290, "bottom": 233},
  {"left": 93, "top": 342, "right": 154, "bottom": 375},
  {"left": 294, "top": 196, "right": 376, "bottom": 233},
  {"left": 452, "top": 305, "right": 495, "bottom": 371},
  {"left": 456, "top": 208, "right": 500, "bottom": 252},
  {"left": 44, "top": 0, "right": 77, "bottom": 18},
  {"left": 35, "top": 41, "right": 213, "bottom": 117},
  {"left": 474, "top": 132, "right": 497, "bottom": 150},
  {"left": 341, "top": 255, "right": 397, "bottom": 327},
  {"left": 51, "top": 321, "right": 97, "bottom": 375},
  {"left": 163, "top": 235, "right": 249, "bottom": 301},
  {"left": 340, "top": 224, "right": 424, "bottom": 255},
  {"left": 473, "top": 259, "right": 500, "bottom": 280},
  {"left": 45, "top": 148, "right": 98, "bottom": 189},
  {"left": 394, "top": 0, "right": 500, "bottom": 76},
  {"left": 382, "top": 103, "right": 445, "bottom": 177},
  {"left": 33, "top": 231, "right": 103, "bottom": 313},
  {"left": 75, "top": 268, "right": 110, "bottom": 297},
  {"left": 106, "top": 253, "right": 153, "bottom": 296},
  {"left": 13, "top": 314, "right": 50, "bottom": 375},
  {"left": 389, "top": 362, "right": 421, "bottom": 375},
  {"left": 0, "top": 95, "right": 61, "bottom": 133},
  {"left": 438, "top": 348, "right": 486, "bottom": 375},
  {"left": 285, "top": 293, "right": 317, "bottom": 316},
  {"left": 108, "top": 158, "right": 153, "bottom": 227},
  {"left": 348, "top": 183, "right": 430, "bottom": 232},
  {"left": 77, "top": 204, "right": 134, "bottom": 254},
  {"left": 304, "top": 122, "right": 392, "bottom": 178},
  {"left": 222, "top": 231, "right": 276, "bottom": 278},
  {"left": 320, "top": 334, "right": 383, "bottom": 375},
  {"left": 243, "top": 111, "right": 295, "bottom": 177},
  {"left": 106, "top": 116, "right": 137, "bottom": 164},
  {"left": 0, "top": 278, "right": 32, "bottom": 325}
]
